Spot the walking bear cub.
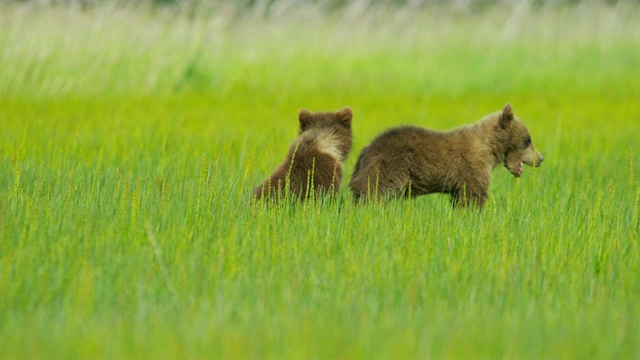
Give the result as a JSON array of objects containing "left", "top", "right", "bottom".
[
  {"left": 349, "top": 104, "right": 543, "bottom": 207},
  {"left": 254, "top": 107, "right": 353, "bottom": 201}
]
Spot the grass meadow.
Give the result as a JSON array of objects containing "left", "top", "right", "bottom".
[{"left": 1, "top": 1, "right": 639, "bottom": 358}]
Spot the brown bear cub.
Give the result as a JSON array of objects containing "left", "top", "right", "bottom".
[
  {"left": 349, "top": 104, "right": 543, "bottom": 208},
  {"left": 254, "top": 107, "right": 353, "bottom": 201}
]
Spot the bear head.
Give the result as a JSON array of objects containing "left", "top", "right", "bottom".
[
  {"left": 499, "top": 103, "right": 544, "bottom": 177},
  {"left": 298, "top": 107, "right": 353, "bottom": 160}
]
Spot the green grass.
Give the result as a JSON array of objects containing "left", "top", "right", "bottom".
[{"left": 1, "top": 2, "right": 639, "bottom": 359}]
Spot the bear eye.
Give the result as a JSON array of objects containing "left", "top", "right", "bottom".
[{"left": 524, "top": 136, "right": 531, "bottom": 146}]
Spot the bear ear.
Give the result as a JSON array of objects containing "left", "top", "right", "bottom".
[
  {"left": 499, "top": 103, "right": 514, "bottom": 128},
  {"left": 299, "top": 108, "right": 312, "bottom": 127},
  {"left": 336, "top": 106, "right": 353, "bottom": 124}
]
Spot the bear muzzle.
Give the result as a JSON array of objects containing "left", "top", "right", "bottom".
[{"left": 523, "top": 150, "right": 544, "bottom": 167}]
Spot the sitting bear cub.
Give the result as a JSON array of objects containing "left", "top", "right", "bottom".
[{"left": 254, "top": 107, "right": 353, "bottom": 201}]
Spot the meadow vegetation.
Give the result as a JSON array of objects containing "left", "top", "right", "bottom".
[{"left": 1, "top": 1, "right": 639, "bottom": 358}]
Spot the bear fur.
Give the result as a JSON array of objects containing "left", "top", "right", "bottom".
[
  {"left": 254, "top": 107, "right": 353, "bottom": 201},
  {"left": 349, "top": 103, "right": 543, "bottom": 208}
]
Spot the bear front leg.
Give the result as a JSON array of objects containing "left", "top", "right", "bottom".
[{"left": 450, "top": 189, "right": 487, "bottom": 209}]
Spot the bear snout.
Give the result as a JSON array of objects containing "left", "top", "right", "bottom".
[
  {"left": 534, "top": 151, "right": 544, "bottom": 166},
  {"left": 522, "top": 150, "right": 543, "bottom": 167}
]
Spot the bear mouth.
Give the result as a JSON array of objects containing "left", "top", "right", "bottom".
[
  {"left": 506, "top": 161, "right": 523, "bottom": 177},
  {"left": 511, "top": 161, "right": 523, "bottom": 177}
]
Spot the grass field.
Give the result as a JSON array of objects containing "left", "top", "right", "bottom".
[{"left": 1, "top": 1, "right": 639, "bottom": 358}]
